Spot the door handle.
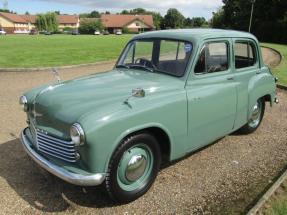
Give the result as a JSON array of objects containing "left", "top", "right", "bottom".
[{"left": 227, "top": 77, "right": 234, "bottom": 81}]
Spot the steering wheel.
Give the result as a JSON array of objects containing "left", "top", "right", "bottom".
[{"left": 135, "top": 58, "right": 156, "bottom": 70}]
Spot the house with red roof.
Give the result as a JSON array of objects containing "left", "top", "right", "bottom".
[
  {"left": 0, "top": 12, "right": 79, "bottom": 34},
  {"left": 100, "top": 14, "right": 155, "bottom": 33}
]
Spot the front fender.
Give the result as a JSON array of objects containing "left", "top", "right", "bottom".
[{"left": 78, "top": 90, "right": 187, "bottom": 173}]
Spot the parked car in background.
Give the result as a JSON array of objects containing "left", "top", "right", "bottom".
[
  {"left": 115, "top": 29, "right": 122, "bottom": 35},
  {"left": 44, "top": 31, "right": 53, "bottom": 35},
  {"left": 0, "top": 29, "right": 6, "bottom": 35},
  {"left": 20, "top": 29, "right": 278, "bottom": 203},
  {"left": 72, "top": 30, "right": 80, "bottom": 35},
  {"left": 103, "top": 30, "right": 110, "bottom": 35},
  {"left": 94, "top": 30, "right": 101, "bottom": 35},
  {"left": 29, "top": 29, "right": 38, "bottom": 35}
]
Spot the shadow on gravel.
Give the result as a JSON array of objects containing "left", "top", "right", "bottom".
[{"left": 0, "top": 139, "right": 114, "bottom": 213}]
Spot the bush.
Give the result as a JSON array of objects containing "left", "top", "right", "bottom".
[{"left": 79, "top": 20, "right": 104, "bottom": 34}]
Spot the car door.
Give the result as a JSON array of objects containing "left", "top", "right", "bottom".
[
  {"left": 185, "top": 39, "right": 237, "bottom": 151},
  {"left": 232, "top": 39, "right": 260, "bottom": 129}
]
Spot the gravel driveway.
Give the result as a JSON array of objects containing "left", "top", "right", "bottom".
[{"left": 0, "top": 49, "right": 286, "bottom": 215}]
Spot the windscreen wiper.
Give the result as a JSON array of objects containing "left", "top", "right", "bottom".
[{"left": 116, "top": 64, "right": 130, "bottom": 69}]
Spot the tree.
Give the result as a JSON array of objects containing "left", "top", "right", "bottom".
[
  {"left": 121, "top": 10, "right": 129, "bottom": 15},
  {"left": 210, "top": 8, "right": 225, "bottom": 28},
  {"left": 150, "top": 12, "right": 163, "bottom": 30},
  {"left": 129, "top": 8, "right": 146, "bottom": 14},
  {"left": 163, "top": 8, "right": 185, "bottom": 29},
  {"left": 79, "top": 11, "right": 100, "bottom": 18},
  {"left": 90, "top": 10, "right": 100, "bottom": 18},
  {"left": 79, "top": 19, "right": 104, "bottom": 34},
  {"left": 210, "top": 0, "right": 287, "bottom": 43},
  {"left": 35, "top": 12, "right": 58, "bottom": 32},
  {"left": 192, "top": 17, "right": 207, "bottom": 27}
]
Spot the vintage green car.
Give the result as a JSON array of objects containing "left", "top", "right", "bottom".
[{"left": 20, "top": 29, "right": 278, "bottom": 202}]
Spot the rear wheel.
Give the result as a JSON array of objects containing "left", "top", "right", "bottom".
[
  {"left": 105, "top": 133, "right": 161, "bottom": 203},
  {"left": 238, "top": 98, "right": 265, "bottom": 134}
]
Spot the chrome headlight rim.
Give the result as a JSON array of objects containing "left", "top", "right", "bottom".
[
  {"left": 19, "top": 95, "right": 28, "bottom": 112},
  {"left": 70, "top": 123, "right": 85, "bottom": 146}
]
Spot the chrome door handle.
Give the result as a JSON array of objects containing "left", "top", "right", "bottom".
[{"left": 227, "top": 77, "right": 234, "bottom": 81}]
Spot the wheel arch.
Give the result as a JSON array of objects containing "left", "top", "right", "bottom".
[{"left": 104, "top": 123, "right": 173, "bottom": 172}]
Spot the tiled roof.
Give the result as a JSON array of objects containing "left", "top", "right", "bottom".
[
  {"left": 80, "top": 18, "right": 100, "bottom": 23},
  {"left": 101, "top": 14, "right": 154, "bottom": 28},
  {"left": 57, "top": 15, "right": 79, "bottom": 24},
  {"left": 0, "top": 13, "right": 79, "bottom": 24},
  {"left": 0, "top": 12, "right": 27, "bottom": 23},
  {"left": 20, "top": 15, "right": 37, "bottom": 23}
]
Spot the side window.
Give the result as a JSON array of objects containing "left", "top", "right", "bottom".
[
  {"left": 234, "top": 42, "right": 256, "bottom": 69},
  {"left": 194, "top": 42, "right": 229, "bottom": 74}
]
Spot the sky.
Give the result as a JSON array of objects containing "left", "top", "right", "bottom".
[{"left": 6, "top": 0, "right": 223, "bottom": 19}]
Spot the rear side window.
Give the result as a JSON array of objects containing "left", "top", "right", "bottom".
[
  {"left": 194, "top": 42, "right": 229, "bottom": 74},
  {"left": 234, "top": 42, "right": 256, "bottom": 69}
]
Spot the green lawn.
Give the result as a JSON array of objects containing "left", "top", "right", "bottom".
[
  {"left": 261, "top": 43, "right": 287, "bottom": 86},
  {"left": 263, "top": 180, "right": 287, "bottom": 215},
  {"left": 0, "top": 34, "right": 133, "bottom": 68}
]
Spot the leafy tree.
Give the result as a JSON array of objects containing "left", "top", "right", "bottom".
[
  {"left": 192, "top": 17, "right": 207, "bottom": 27},
  {"left": 184, "top": 18, "right": 193, "bottom": 27},
  {"left": 163, "top": 8, "right": 185, "bottom": 29},
  {"left": 90, "top": 10, "right": 100, "bottom": 18},
  {"left": 150, "top": 12, "right": 163, "bottom": 30},
  {"left": 129, "top": 8, "right": 146, "bottom": 14},
  {"left": 0, "top": 8, "right": 14, "bottom": 13},
  {"left": 79, "top": 19, "right": 104, "bottom": 34},
  {"left": 79, "top": 11, "right": 100, "bottom": 18},
  {"left": 121, "top": 10, "right": 129, "bottom": 15},
  {"left": 35, "top": 12, "right": 58, "bottom": 32},
  {"left": 211, "top": 0, "right": 287, "bottom": 43},
  {"left": 210, "top": 8, "right": 225, "bottom": 28}
]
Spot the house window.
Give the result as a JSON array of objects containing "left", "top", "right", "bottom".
[{"left": 136, "top": 22, "right": 140, "bottom": 27}]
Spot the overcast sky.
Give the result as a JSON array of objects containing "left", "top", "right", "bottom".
[{"left": 7, "top": 0, "right": 223, "bottom": 19}]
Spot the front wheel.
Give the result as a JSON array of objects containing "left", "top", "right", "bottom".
[
  {"left": 238, "top": 98, "right": 265, "bottom": 134},
  {"left": 105, "top": 133, "right": 161, "bottom": 203}
]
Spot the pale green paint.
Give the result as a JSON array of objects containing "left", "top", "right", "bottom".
[{"left": 22, "top": 29, "right": 276, "bottom": 176}]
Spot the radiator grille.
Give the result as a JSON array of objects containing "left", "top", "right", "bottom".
[{"left": 36, "top": 130, "right": 78, "bottom": 163}]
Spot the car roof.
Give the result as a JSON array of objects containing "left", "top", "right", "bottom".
[{"left": 133, "top": 29, "right": 258, "bottom": 43}]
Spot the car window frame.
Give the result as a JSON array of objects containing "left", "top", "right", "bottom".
[
  {"left": 193, "top": 40, "right": 231, "bottom": 76},
  {"left": 233, "top": 39, "right": 259, "bottom": 71},
  {"left": 116, "top": 38, "right": 194, "bottom": 78}
]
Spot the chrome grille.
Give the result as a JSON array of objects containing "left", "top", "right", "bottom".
[{"left": 36, "top": 130, "right": 78, "bottom": 163}]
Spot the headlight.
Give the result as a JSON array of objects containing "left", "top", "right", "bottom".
[
  {"left": 19, "top": 95, "right": 28, "bottom": 112},
  {"left": 70, "top": 123, "right": 85, "bottom": 146}
]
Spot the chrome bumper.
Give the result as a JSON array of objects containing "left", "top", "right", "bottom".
[{"left": 20, "top": 128, "right": 106, "bottom": 186}]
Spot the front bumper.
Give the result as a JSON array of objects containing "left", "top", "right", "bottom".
[{"left": 20, "top": 128, "right": 106, "bottom": 186}]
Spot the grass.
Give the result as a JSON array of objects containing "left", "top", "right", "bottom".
[
  {"left": 0, "top": 34, "right": 133, "bottom": 68},
  {"left": 261, "top": 43, "right": 287, "bottom": 86},
  {"left": 264, "top": 181, "right": 287, "bottom": 215}
]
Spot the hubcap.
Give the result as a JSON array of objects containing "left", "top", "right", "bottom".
[
  {"left": 117, "top": 144, "right": 153, "bottom": 191},
  {"left": 248, "top": 101, "right": 262, "bottom": 128},
  {"left": 125, "top": 154, "right": 147, "bottom": 182}
]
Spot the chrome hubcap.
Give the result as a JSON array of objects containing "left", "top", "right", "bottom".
[
  {"left": 248, "top": 101, "right": 262, "bottom": 128},
  {"left": 125, "top": 154, "right": 147, "bottom": 182}
]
